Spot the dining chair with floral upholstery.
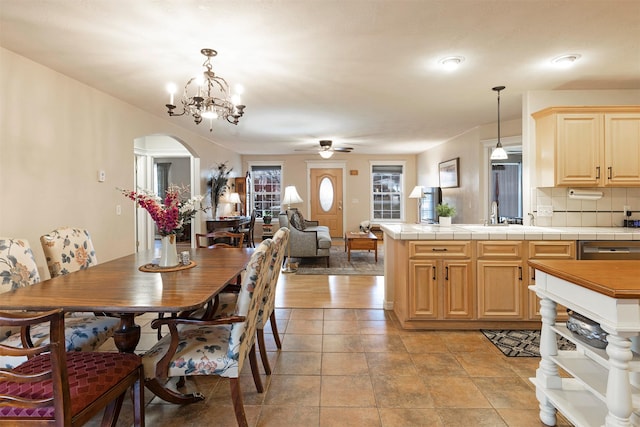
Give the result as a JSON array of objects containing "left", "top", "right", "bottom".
[
  {"left": 256, "top": 227, "right": 289, "bottom": 374},
  {"left": 0, "top": 238, "right": 119, "bottom": 369},
  {"left": 0, "top": 308, "right": 145, "bottom": 426},
  {"left": 39, "top": 227, "right": 99, "bottom": 278},
  {"left": 142, "top": 239, "right": 274, "bottom": 427},
  {"left": 207, "top": 228, "right": 289, "bottom": 376}
]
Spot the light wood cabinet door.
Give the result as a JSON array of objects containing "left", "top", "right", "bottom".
[
  {"left": 477, "top": 260, "right": 524, "bottom": 319},
  {"left": 408, "top": 259, "right": 474, "bottom": 320},
  {"left": 408, "top": 259, "right": 438, "bottom": 319},
  {"left": 555, "top": 113, "right": 603, "bottom": 186},
  {"left": 442, "top": 260, "right": 474, "bottom": 319},
  {"left": 605, "top": 113, "right": 640, "bottom": 186}
]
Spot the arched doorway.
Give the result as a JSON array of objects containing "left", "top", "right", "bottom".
[{"left": 133, "top": 135, "right": 202, "bottom": 252}]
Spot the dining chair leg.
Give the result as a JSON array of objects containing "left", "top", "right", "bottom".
[
  {"left": 248, "top": 343, "right": 263, "bottom": 393},
  {"left": 101, "top": 392, "right": 126, "bottom": 426},
  {"left": 132, "top": 367, "right": 145, "bottom": 427},
  {"left": 257, "top": 328, "right": 271, "bottom": 375},
  {"left": 270, "top": 311, "right": 282, "bottom": 349},
  {"left": 230, "top": 378, "right": 249, "bottom": 427}
]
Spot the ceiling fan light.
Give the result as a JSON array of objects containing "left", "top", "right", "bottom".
[{"left": 319, "top": 150, "right": 334, "bottom": 159}]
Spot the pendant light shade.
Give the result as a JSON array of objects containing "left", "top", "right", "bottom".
[{"left": 490, "top": 86, "right": 509, "bottom": 160}]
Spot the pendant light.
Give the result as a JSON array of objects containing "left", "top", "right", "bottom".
[{"left": 490, "top": 85, "right": 508, "bottom": 160}]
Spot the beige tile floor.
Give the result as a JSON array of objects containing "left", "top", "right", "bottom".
[{"left": 92, "top": 307, "right": 572, "bottom": 427}]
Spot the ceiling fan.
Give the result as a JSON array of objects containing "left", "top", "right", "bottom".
[{"left": 296, "top": 140, "right": 354, "bottom": 159}]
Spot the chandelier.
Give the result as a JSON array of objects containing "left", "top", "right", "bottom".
[{"left": 165, "top": 48, "right": 245, "bottom": 131}]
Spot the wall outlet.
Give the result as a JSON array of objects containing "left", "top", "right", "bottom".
[
  {"left": 116, "top": 205, "right": 121, "bottom": 215},
  {"left": 537, "top": 205, "right": 554, "bottom": 217},
  {"left": 98, "top": 170, "right": 106, "bottom": 182},
  {"left": 624, "top": 205, "right": 631, "bottom": 216}
]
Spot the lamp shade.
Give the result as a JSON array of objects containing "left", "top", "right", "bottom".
[
  {"left": 227, "top": 192, "right": 242, "bottom": 204},
  {"left": 408, "top": 186, "right": 424, "bottom": 199},
  {"left": 319, "top": 150, "right": 334, "bottom": 159},
  {"left": 490, "top": 145, "right": 509, "bottom": 160},
  {"left": 282, "top": 185, "right": 303, "bottom": 206}
]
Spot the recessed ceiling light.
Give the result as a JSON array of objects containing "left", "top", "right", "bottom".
[
  {"left": 439, "top": 56, "right": 465, "bottom": 71},
  {"left": 552, "top": 54, "right": 581, "bottom": 67}
]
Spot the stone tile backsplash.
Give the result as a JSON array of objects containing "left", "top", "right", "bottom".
[{"left": 533, "top": 187, "right": 640, "bottom": 227}]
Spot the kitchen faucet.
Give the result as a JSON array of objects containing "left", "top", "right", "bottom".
[{"left": 490, "top": 201, "right": 499, "bottom": 224}]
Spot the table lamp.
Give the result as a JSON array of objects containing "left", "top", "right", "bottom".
[
  {"left": 227, "top": 192, "right": 242, "bottom": 216},
  {"left": 281, "top": 185, "right": 303, "bottom": 273},
  {"left": 408, "top": 186, "right": 424, "bottom": 224}
]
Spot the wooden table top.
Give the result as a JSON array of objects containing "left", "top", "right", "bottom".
[
  {"left": 528, "top": 259, "right": 640, "bottom": 299},
  {"left": 0, "top": 247, "right": 253, "bottom": 313}
]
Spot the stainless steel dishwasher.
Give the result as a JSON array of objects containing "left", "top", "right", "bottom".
[{"left": 578, "top": 240, "right": 640, "bottom": 260}]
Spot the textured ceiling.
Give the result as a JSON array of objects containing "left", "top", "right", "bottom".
[{"left": 1, "top": 0, "right": 639, "bottom": 155}]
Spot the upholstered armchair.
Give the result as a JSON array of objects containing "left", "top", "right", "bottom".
[
  {"left": 0, "top": 238, "right": 119, "bottom": 369},
  {"left": 278, "top": 209, "right": 331, "bottom": 267}
]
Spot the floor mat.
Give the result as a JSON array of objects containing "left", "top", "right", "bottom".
[{"left": 481, "top": 329, "right": 576, "bottom": 357}]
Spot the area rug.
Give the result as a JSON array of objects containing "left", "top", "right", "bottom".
[
  {"left": 481, "top": 329, "right": 576, "bottom": 357},
  {"left": 294, "top": 243, "right": 383, "bottom": 276}
]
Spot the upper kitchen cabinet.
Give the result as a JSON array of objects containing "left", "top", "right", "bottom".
[{"left": 533, "top": 106, "right": 640, "bottom": 187}]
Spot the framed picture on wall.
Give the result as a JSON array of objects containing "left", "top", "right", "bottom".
[{"left": 439, "top": 157, "right": 460, "bottom": 188}]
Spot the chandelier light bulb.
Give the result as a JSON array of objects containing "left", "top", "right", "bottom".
[
  {"left": 234, "top": 84, "right": 245, "bottom": 95},
  {"left": 166, "top": 83, "right": 177, "bottom": 105},
  {"left": 231, "top": 94, "right": 242, "bottom": 105}
]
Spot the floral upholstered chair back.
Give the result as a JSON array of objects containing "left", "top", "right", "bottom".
[
  {"left": 0, "top": 238, "right": 41, "bottom": 341},
  {"left": 40, "top": 227, "right": 98, "bottom": 278},
  {"left": 229, "top": 239, "right": 275, "bottom": 374},
  {"left": 257, "top": 227, "right": 289, "bottom": 328}
]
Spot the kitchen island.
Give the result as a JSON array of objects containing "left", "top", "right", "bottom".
[
  {"left": 380, "top": 224, "right": 639, "bottom": 329},
  {"left": 528, "top": 259, "right": 640, "bottom": 427}
]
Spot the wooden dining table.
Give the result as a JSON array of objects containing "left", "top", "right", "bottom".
[{"left": 0, "top": 247, "right": 254, "bottom": 353}]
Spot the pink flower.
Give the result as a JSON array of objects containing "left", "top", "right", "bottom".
[{"left": 120, "top": 185, "right": 208, "bottom": 236}]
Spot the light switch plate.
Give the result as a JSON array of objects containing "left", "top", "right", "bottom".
[{"left": 537, "top": 205, "right": 553, "bottom": 217}]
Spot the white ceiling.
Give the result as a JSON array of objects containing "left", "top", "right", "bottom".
[{"left": 1, "top": 0, "right": 639, "bottom": 155}]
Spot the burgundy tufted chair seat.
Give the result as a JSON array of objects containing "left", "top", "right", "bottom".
[{"left": 0, "top": 351, "right": 141, "bottom": 419}]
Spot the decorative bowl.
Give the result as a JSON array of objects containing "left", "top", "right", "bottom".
[{"left": 566, "top": 310, "right": 608, "bottom": 349}]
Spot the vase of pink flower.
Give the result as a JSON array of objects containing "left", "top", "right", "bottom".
[{"left": 120, "top": 185, "right": 208, "bottom": 267}]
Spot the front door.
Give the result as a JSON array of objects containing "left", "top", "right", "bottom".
[{"left": 310, "top": 168, "right": 343, "bottom": 237}]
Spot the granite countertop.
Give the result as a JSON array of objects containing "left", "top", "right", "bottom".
[{"left": 380, "top": 224, "right": 640, "bottom": 241}]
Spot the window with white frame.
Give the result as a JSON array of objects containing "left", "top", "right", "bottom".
[
  {"left": 371, "top": 164, "right": 404, "bottom": 220},
  {"left": 250, "top": 164, "right": 282, "bottom": 219}
]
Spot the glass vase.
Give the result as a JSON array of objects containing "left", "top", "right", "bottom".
[{"left": 159, "top": 234, "right": 179, "bottom": 267}]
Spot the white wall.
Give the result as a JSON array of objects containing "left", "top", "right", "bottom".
[{"left": 0, "top": 48, "right": 241, "bottom": 279}]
